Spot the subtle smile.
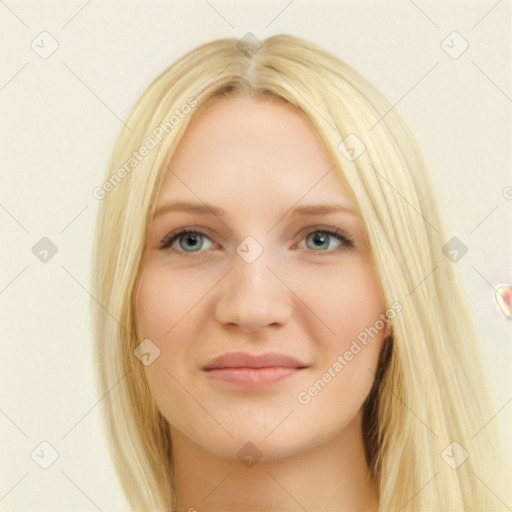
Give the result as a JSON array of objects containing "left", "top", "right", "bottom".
[{"left": 201, "top": 351, "right": 310, "bottom": 388}]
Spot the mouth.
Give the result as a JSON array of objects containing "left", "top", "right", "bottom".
[{"left": 201, "top": 352, "right": 309, "bottom": 388}]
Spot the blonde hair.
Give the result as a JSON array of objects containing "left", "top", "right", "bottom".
[{"left": 90, "top": 34, "right": 507, "bottom": 511}]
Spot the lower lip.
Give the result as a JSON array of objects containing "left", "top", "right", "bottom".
[{"left": 203, "top": 367, "right": 304, "bottom": 387}]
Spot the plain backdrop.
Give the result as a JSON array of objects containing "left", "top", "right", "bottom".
[{"left": 1, "top": 0, "right": 511, "bottom": 510}]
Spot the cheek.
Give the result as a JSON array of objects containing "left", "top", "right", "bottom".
[
  {"left": 134, "top": 263, "right": 213, "bottom": 401},
  {"left": 135, "top": 261, "right": 212, "bottom": 340},
  {"left": 307, "top": 260, "right": 385, "bottom": 400},
  {"left": 137, "top": 265, "right": 183, "bottom": 333},
  {"left": 135, "top": 265, "right": 182, "bottom": 367},
  {"left": 302, "top": 257, "right": 385, "bottom": 349},
  {"left": 134, "top": 267, "right": 196, "bottom": 424}
]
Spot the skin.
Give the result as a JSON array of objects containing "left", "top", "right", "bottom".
[{"left": 135, "top": 96, "right": 386, "bottom": 511}]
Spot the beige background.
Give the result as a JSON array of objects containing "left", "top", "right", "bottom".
[{"left": 1, "top": 0, "right": 511, "bottom": 510}]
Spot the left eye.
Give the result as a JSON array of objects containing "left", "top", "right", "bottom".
[
  {"left": 159, "top": 227, "right": 354, "bottom": 254},
  {"left": 300, "top": 228, "right": 354, "bottom": 252}
]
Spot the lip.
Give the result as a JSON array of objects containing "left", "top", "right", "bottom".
[{"left": 202, "top": 352, "right": 309, "bottom": 388}]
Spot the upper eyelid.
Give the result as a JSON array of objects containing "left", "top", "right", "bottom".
[{"left": 159, "top": 226, "right": 219, "bottom": 246}]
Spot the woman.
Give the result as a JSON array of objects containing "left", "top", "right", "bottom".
[{"left": 90, "top": 34, "right": 507, "bottom": 511}]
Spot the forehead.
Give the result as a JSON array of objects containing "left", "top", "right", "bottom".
[{"left": 155, "top": 96, "right": 357, "bottom": 213}]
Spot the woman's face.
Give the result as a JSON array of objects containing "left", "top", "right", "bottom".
[{"left": 135, "top": 96, "right": 387, "bottom": 461}]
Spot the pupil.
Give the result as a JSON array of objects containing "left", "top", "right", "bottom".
[
  {"left": 312, "top": 232, "right": 328, "bottom": 248},
  {"left": 182, "top": 234, "right": 201, "bottom": 250}
]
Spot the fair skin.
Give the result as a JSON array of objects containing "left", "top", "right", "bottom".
[{"left": 135, "top": 96, "right": 386, "bottom": 511}]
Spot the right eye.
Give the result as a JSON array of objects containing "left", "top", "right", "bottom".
[{"left": 159, "top": 228, "right": 216, "bottom": 254}]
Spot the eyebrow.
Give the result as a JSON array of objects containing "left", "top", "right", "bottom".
[{"left": 154, "top": 200, "right": 359, "bottom": 218}]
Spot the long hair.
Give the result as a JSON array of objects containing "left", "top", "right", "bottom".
[{"left": 90, "top": 33, "right": 507, "bottom": 511}]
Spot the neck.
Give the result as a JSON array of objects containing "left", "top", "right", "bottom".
[{"left": 170, "top": 413, "right": 378, "bottom": 511}]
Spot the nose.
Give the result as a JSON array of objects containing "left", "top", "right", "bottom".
[{"left": 213, "top": 249, "right": 293, "bottom": 334}]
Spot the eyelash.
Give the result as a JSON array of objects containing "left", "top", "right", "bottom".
[{"left": 158, "top": 225, "right": 355, "bottom": 255}]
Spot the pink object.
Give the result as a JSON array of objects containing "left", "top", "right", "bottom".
[{"left": 495, "top": 285, "right": 512, "bottom": 319}]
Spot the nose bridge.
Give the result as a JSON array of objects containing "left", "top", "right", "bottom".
[
  {"left": 233, "top": 242, "right": 271, "bottom": 293},
  {"left": 214, "top": 235, "right": 291, "bottom": 331},
  {"left": 231, "top": 236, "right": 279, "bottom": 304}
]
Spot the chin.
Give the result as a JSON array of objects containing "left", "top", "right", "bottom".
[{"left": 185, "top": 421, "right": 328, "bottom": 464}]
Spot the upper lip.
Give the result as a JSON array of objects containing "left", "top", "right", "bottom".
[{"left": 202, "top": 352, "right": 309, "bottom": 371}]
